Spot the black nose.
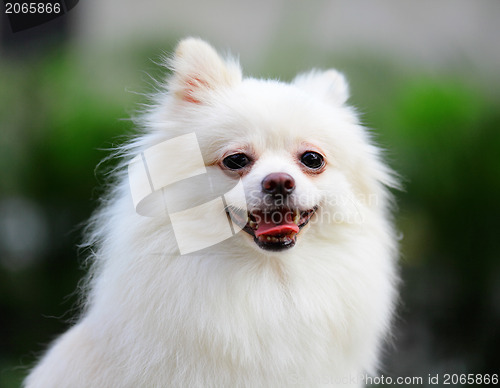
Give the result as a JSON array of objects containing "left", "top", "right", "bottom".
[{"left": 261, "top": 173, "right": 296, "bottom": 197}]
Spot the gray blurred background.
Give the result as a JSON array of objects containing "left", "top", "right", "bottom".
[{"left": 1, "top": 1, "right": 499, "bottom": 386}]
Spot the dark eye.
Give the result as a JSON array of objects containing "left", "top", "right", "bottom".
[
  {"left": 300, "top": 151, "right": 324, "bottom": 169},
  {"left": 222, "top": 153, "right": 251, "bottom": 170}
]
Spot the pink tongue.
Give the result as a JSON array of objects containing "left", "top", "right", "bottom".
[
  {"left": 254, "top": 211, "right": 299, "bottom": 237},
  {"left": 255, "top": 223, "right": 299, "bottom": 237}
]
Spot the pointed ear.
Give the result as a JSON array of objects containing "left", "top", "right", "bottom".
[
  {"left": 293, "top": 69, "right": 350, "bottom": 105},
  {"left": 167, "top": 38, "right": 242, "bottom": 104}
]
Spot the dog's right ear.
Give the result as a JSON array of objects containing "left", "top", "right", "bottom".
[{"left": 167, "top": 38, "right": 242, "bottom": 104}]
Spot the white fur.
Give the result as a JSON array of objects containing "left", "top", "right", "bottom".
[{"left": 24, "top": 38, "right": 399, "bottom": 388}]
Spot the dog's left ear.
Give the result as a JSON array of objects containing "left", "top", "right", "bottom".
[
  {"left": 167, "top": 38, "right": 242, "bottom": 104},
  {"left": 293, "top": 69, "right": 350, "bottom": 105}
]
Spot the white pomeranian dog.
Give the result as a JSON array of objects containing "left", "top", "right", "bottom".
[{"left": 25, "top": 38, "right": 399, "bottom": 387}]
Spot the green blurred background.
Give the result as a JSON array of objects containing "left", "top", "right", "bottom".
[{"left": 1, "top": 1, "right": 499, "bottom": 386}]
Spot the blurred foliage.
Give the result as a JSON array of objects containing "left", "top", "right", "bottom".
[
  {"left": 0, "top": 47, "right": 137, "bottom": 386},
  {"left": 374, "top": 78, "right": 500, "bottom": 376},
  {"left": 1, "top": 42, "right": 499, "bottom": 386}
]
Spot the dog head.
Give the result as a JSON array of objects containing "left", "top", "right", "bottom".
[{"left": 136, "top": 38, "right": 395, "bottom": 254}]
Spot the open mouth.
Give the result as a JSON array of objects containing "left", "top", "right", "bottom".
[{"left": 227, "top": 206, "right": 317, "bottom": 251}]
